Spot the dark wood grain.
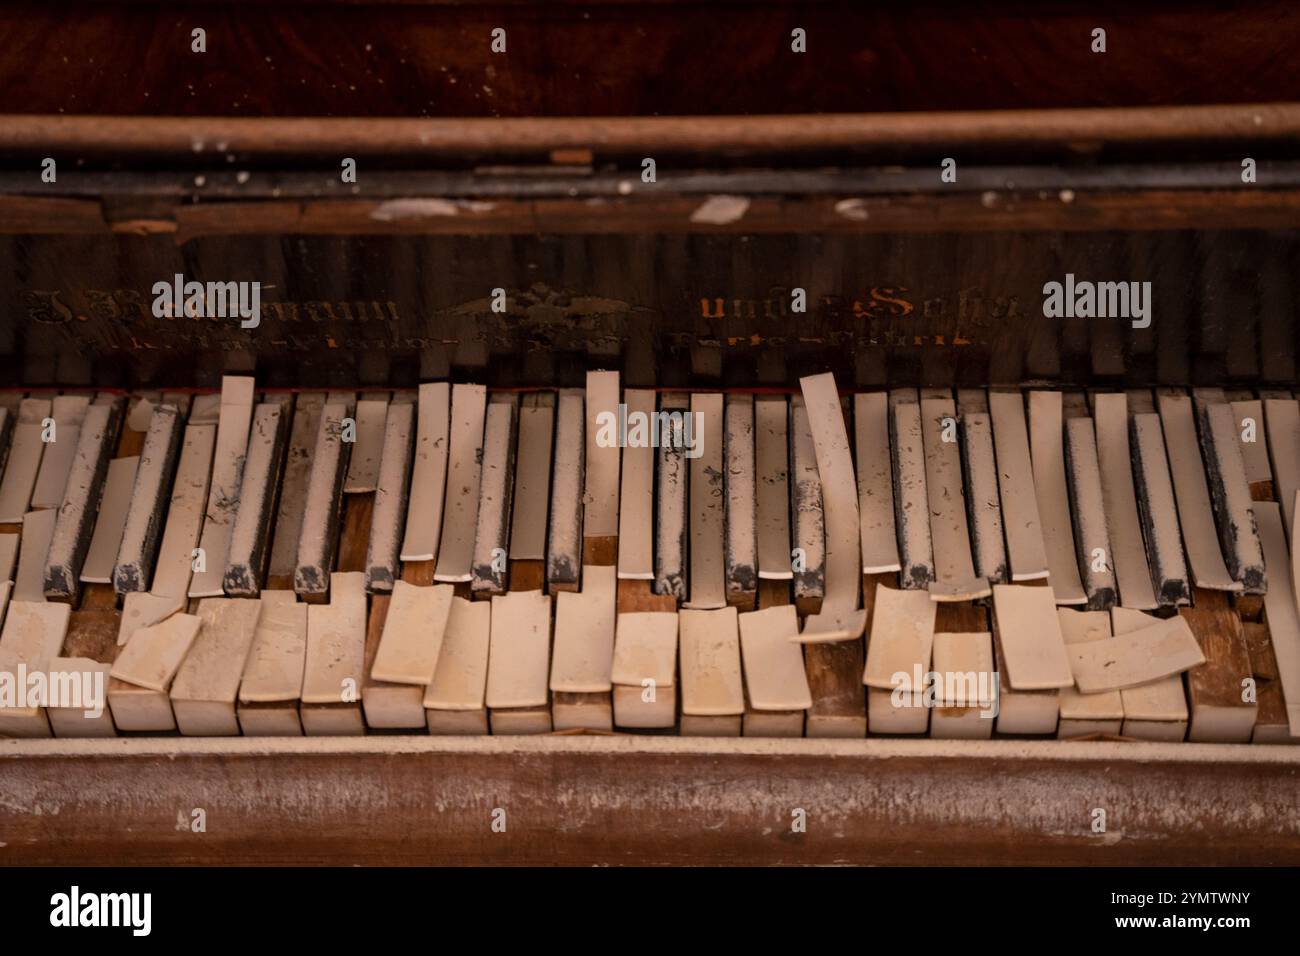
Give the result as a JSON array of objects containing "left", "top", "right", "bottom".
[{"left": 0, "top": 2, "right": 1298, "bottom": 117}]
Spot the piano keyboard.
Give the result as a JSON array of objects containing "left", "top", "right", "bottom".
[{"left": 0, "top": 376, "right": 1297, "bottom": 744}]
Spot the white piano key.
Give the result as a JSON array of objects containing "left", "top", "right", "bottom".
[
  {"left": 14, "top": 508, "right": 56, "bottom": 603},
  {"left": 170, "top": 597, "right": 263, "bottom": 735},
  {"left": 920, "top": 396, "right": 988, "bottom": 602},
  {"left": 790, "top": 395, "right": 826, "bottom": 605},
  {"left": 434, "top": 384, "right": 487, "bottom": 583},
  {"left": 990, "top": 584, "right": 1075, "bottom": 690},
  {"left": 1264, "top": 398, "right": 1300, "bottom": 537},
  {"left": 509, "top": 396, "right": 554, "bottom": 561},
  {"left": 550, "top": 564, "right": 617, "bottom": 693},
  {"left": 612, "top": 612, "right": 678, "bottom": 730},
  {"left": 1197, "top": 399, "right": 1266, "bottom": 592},
  {"left": 988, "top": 390, "right": 1050, "bottom": 581},
  {"left": 1092, "top": 394, "right": 1159, "bottom": 610},
  {"left": 110, "top": 611, "right": 202, "bottom": 693},
  {"left": 223, "top": 403, "right": 287, "bottom": 597},
  {"left": 30, "top": 394, "right": 91, "bottom": 510},
  {"left": 294, "top": 402, "right": 352, "bottom": 598},
  {"left": 854, "top": 392, "right": 899, "bottom": 575},
  {"left": 1113, "top": 606, "right": 1189, "bottom": 740},
  {"left": 679, "top": 606, "right": 743, "bottom": 733},
  {"left": 46, "top": 657, "right": 115, "bottom": 738},
  {"left": 149, "top": 422, "right": 217, "bottom": 601},
  {"left": 685, "top": 392, "right": 725, "bottom": 609},
  {"left": 756, "top": 396, "right": 793, "bottom": 580},
  {"left": 189, "top": 376, "right": 256, "bottom": 598},
  {"left": 798, "top": 373, "right": 867, "bottom": 641},
  {"left": 616, "top": 389, "right": 656, "bottom": 580},
  {"left": 861, "top": 583, "right": 935, "bottom": 690},
  {"left": 237, "top": 592, "right": 307, "bottom": 736},
  {"left": 1257, "top": 502, "right": 1300, "bottom": 737},
  {"left": 400, "top": 382, "right": 451, "bottom": 562},
  {"left": 343, "top": 397, "right": 388, "bottom": 493},
  {"left": 739, "top": 605, "right": 811, "bottom": 711},
  {"left": 471, "top": 399, "right": 517, "bottom": 595},
  {"left": 547, "top": 389, "right": 585, "bottom": 592},
  {"left": 1231, "top": 399, "right": 1272, "bottom": 485},
  {"left": 1130, "top": 413, "right": 1191, "bottom": 605},
  {"left": 1063, "top": 415, "right": 1117, "bottom": 610},
  {"left": 583, "top": 370, "right": 621, "bottom": 539},
  {"left": 80, "top": 455, "right": 137, "bottom": 584},
  {"left": 116, "top": 592, "right": 185, "bottom": 648},
  {"left": 889, "top": 391, "right": 933, "bottom": 590},
  {"left": 486, "top": 589, "right": 552, "bottom": 710},
  {"left": 301, "top": 571, "right": 367, "bottom": 734},
  {"left": 269, "top": 393, "right": 325, "bottom": 579},
  {"left": 113, "top": 403, "right": 184, "bottom": 594},
  {"left": 960, "top": 410, "right": 1007, "bottom": 585},
  {"left": 0, "top": 398, "right": 52, "bottom": 523},
  {"left": 1057, "top": 609, "right": 1124, "bottom": 738},
  {"left": 654, "top": 393, "right": 688, "bottom": 601},
  {"left": 724, "top": 394, "right": 757, "bottom": 607},
  {"left": 0, "top": 601, "right": 71, "bottom": 737},
  {"left": 424, "top": 596, "right": 491, "bottom": 735},
  {"left": 1027, "top": 391, "right": 1087, "bottom": 605},
  {"left": 929, "top": 632, "right": 996, "bottom": 740},
  {"left": 45, "top": 401, "right": 122, "bottom": 599},
  {"left": 364, "top": 401, "right": 415, "bottom": 593},
  {"left": 1067, "top": 615, "right": 1204, "bottom": 694},
  {"left": 1157, "top": 392, "right": 1239, "bottom": 591},
  {"left": 371, "top": 580, "right": 455, "bottom": 685}
]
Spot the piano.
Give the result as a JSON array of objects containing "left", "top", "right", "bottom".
[{"left": 1, "top": 0, "right": 1300, "bottom": 865}]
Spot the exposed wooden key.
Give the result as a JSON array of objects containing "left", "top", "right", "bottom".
[
  {"left": 653, "top": 393, "right": 689, "bottom": 602},
  {"left": 189, "top": 378, "right": 256, "bottom": 598},
  {"left": 364, "top": 398, "right": 414, "bottom": 593},
  {"left": 294, "top": 402, "right": 353, "bottom": 600},
  {"left": 224, "top": 402, "right": 288, "bottom": 597},
  {"left": 470, "top": 398, "right": 516, "bottom": 596},
  {"left": 547, "top": 388, "right": 584, "bottom": 593},
  {"left": 44, "top": 399, "right": 123, "bottom": 601},
  {"left": 724, "top": 394, "right": 757, "bottom": 610}
]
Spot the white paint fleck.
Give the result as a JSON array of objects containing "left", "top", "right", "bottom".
[
  {"left": 834, "top": 198, "right": 870, "bottom": 221},
  {"left": 690, "top": 195, "right": 750, "bottom": 225}
]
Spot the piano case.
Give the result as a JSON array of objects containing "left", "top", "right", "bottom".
[{"left": 2, "top": 0, "right": 1300, "bottom": 864}]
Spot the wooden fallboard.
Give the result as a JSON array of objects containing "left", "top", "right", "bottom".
[{"left": 3, "top": 736, "right": 1299, "bottom": 865}]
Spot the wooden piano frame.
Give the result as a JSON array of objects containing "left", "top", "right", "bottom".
[{"left": 5, "top": 736, "right": 1300, "bottom": 864}]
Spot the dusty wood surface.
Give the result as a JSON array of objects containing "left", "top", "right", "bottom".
[{"left": 1, "top": 737, "right": 1298, "bottom": 865}]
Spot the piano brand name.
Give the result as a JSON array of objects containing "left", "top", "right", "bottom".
[
  {"left": 151, "top": 273, "right": 262, "bottom": 329},
  {"left": 594, "top": 404, "right": 705, "bottom": 459},
  {"left": 1042, "top": 273, "right": 1151, "bottom": 329}
]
